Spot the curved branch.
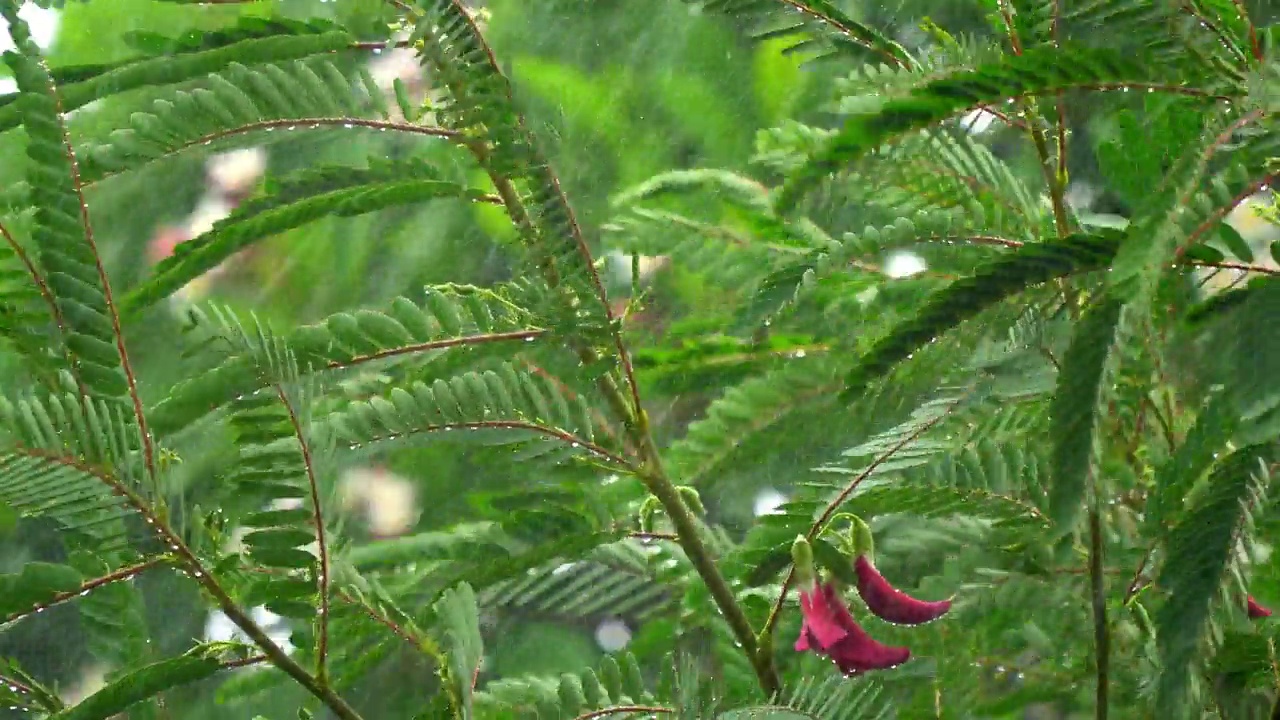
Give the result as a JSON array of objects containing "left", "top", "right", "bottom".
[
  {"left": 355, "top": 420, "right": 635, "bottom": 470},
  {"left": 85, "top": 118, "right": 463, "bottom": 188},
  {"left": 3, "top": 556, "right": 166, "bottom": 626},
  {"left": 571, "top": 707, "right": 675, "bottom": 720},
  {"left": 331, "top": 329, "right": 548, "bottom": 370},
  {"left": 275, "top": 386, "right": 331, "bottom": 683}
]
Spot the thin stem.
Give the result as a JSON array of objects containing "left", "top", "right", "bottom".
[
  {"left": 1010, "top": 7, "right": 1108, "bottom": 704},
  {"left": 628, "top": 531, "right": 678, "bottom": 541},
  {"left": 87, "top": 118, "right": 463, "bottom": 189},
  {"left": 0, "top": 220, "right": 63, "bottom": 345},
  {"left": 1089, "top": 501, "right": 1110, "bottom": 719},
  {"left": 1180, "top": 1, "right": 1251, "bottom": 66},
  {"left": 571, "top": 707, "right": 675, "bottom": 720},
  {"left": 4, "top": 557, "right": 165, "bottom": 624},
  {"left": 630, "top": 411, "right": 779, "bottom": 696},
  {"left": 776, "top": 0, "right": 908, "bottom": 68},
  {"left": 1227, "top": 0, "right": 1263, "bottom": 62},
  {"left": 360, "top": 420, "right": 635, "bottom": 470},
  {"left": 277, "top": 386, "right": 331, "bottom": 684},
  {"left": 1051, "top": 0, "right": 1069, "bottom": 190},
  {"left": 328, "top": 329, "right": 546, "bottom": 369},
  {"left": 1030, "top": 116, "right": 1072, "bottom": 238}
]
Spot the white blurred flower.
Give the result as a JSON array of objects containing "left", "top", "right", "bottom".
[
  {"left": 753, "top": 488, "right": 787, "bottom": 516},
  {"left": 0, "top": 3, "right": 60, "bottom": 53},
  {"left": 339, "top": 466, "right": 420, "bottom": 537},
  {"left": 595, "top": 618, "right": 632, "bottom": 652},
  {"left": 207, "top": 147, "right": 267, "bottom": 200},
  {"left": 884, "top": 251, "right": 927, "bottom": 278},
  {"left": 59, "top": 662, "right": 108, "bottom": 706}
]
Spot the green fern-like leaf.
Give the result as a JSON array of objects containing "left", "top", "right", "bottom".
[
  {"left": 434, "top": 582, "right": 483, "bottom": 720},
  {"left": 122, "top": 160, "right": 493, "bottom": 315},
  {"left": 1047, "top": 296, "right": 1124, "bottom": 532},
  {"left": 325, "top": 352, "right": 619, "bottom": 468},
  {"left": 838, "top": 230, "right": 1124, "bottom": 401},
  {"left": 2, "top": 5, "right": 130, "bottom": 400},
  {"left": 148, "top": 286, "right": 543, "bottom": 438},
  {"left": 776, "top": 46, "right": 1180, "bottom": 212},
  {"left": 49, "top": 651, "right": 223, "bottom": 720},
  {"left": 690, "top": 0, "right": 915, "bottom": 68},
  {"left": 1154, "top": 444, "right": 1273, "bottom": 717},
  {"left": 78, "top": 58, "right": 410, "bottom": 184},
  {"left": 0, "top": 16, "right": 357, "bottom": 134}
]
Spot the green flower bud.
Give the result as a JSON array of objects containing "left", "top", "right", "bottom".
[
  {"left": 851, "top": 514, "right": 876, "bottom": 560},
  {"left": 791, "top": 535, "right": 815, "bottom": 586}
]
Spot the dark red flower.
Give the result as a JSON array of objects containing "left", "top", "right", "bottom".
[
  {"left": 853, "top": 555, "right": 952, "bottom": 626},
  {"left": 1247, "top": 595, "right": 1272, "bottom": 619},
  {"left": 795, "top": 581, "right": 910, "bottom": 675}
]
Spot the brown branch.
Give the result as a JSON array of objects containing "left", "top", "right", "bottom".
[
  {"left": 338, "top": 591, "right": 421, "bottom": 650},
  {"left": 86, "top": 118, "right": 463, "bottom": 188},
  {"left": 0, "top": 673, "right": 33, "bottom": 696},
  {"left": 276, "top": 386, "right": 331, "bottom": 684},
  {"left": 571, "top": 708, "right": 675, "bottom": 720},
  {"left": 1178, "top": 177, "right": 1275, "bottom": 258},
  {"left": 3, "top": 556, "right": 166, "bottom": 624},
  {"left": 350, "top": 40, "right": 414, "bottom": 51},
  {"left": 327, "top": 329, "right": 547, "bottom": 370},
  {"left": 221, "top": 654, "right": 269, "bottom": 669},
  {"left": 398, "top": 0, "right": 770, "bottom": 693},
  {"left": 1195, "top": 259, "right": 1280, "bottom": 275},
  {"left": 1051, "top": 0, "right": 1069, "bottom": 194},
  {"left": 357, "top": 420, "right": 634, "bottom": 470},
  {"left": 973, "top": 104, "right": 1030, "bottom": 132},
  {"left": 998, "top": 0, "right": 1024, "bottom": 55},
  {"left": 628, "top": 531, "right": 678, "bottom": 542}
]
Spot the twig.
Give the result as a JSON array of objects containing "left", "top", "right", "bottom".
[
  {"left": 1050, "top": 0, "right": 1069, "bottom": 194},
  {"left": 328, "top": 329, "right": 547, "bottom": 369},
  {"left": 3, "top": 557, "right": 166, "bottom": 624},
  {"left": 276, "top": 386, "right": 331, "bottom": 684},
  {"left": 628, "top": 531, "right": 678, "bottom": 542},
  {"left": 571, "top": 707, "right": 675, "bottom": 720},
  {"left": 87, "top": 118, "right": 463, "bottom": 189}
]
